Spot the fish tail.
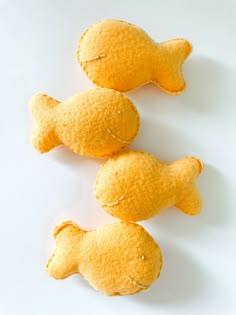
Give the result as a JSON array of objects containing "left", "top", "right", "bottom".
[
  {"left": 170, "top": 157, "right": 203, "bottom": 215},
  {"left": 175, "top": 186, "right": 203, "bottom": 215},
  {"left": 153, "top": 39, "right": 192, "bottom": 95},
  {"left": 46, "top": 221, "right": 86, "bottom": 279},
  {"left": 29, "top": 93, "right": 61, "bottom": 153},
  {"left": 170, "top": 156, "right": 203, "bottom": 181}
]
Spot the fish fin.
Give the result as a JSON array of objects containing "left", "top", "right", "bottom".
[
  {"left": 29, "top": 94, "right": 61, "bottom": 153},
  {"left": 31, "top": 126, "right": 61, "bottom": 153},
  {"left": 169, "top": 157, "right": 203, "bottom": 215},
  {"left": 175, "top": 187, "right": 203, "bottom": 215},
  {"left": 154, "top": 39, "right": 192, "bottom": 95},
  {"left": 46, "top": 221, "right": 86, "bottom": 279},
  {"left": 29, "top": 93, "right": 60, "bottom": 114},
  {"left": 169, "top": 156, "right": 203, "bottom": 183},
  {"left": 53, "top": 220, "right": 84, "bottom": 238}
]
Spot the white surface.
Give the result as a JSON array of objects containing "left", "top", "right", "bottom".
[{"left": 0, "top": 0, "right": 236, "bottom": 314}]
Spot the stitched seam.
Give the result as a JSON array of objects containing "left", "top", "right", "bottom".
[
  {"left": 97, "top": 195, "right": 124, "bottom": 207},
  {"left": 80, "top": 54, "right": 106, "bottom": 63},
  {"left": 127, "top": 275, "right": 150, "bottom": 289},
  {"left": 107, "top": 128, "right": 131, "bottom": 144}
]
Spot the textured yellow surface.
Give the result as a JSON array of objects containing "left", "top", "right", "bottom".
[
  {"left": 29, "top": 88, "right": 139, "bottom": 157},
  {"left": 95, "top": 151, "right": 203, "bottom": 221},
  {"left": 77, "top": 20, "right": 192, "bottom": 94},
  {"left": 46, "top": 221, "right": 162, "bottom": 296}
]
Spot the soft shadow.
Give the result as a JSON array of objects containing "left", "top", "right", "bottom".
[
  {"left": 147, "top": 209, "right": 205, "bottom": 239},
  {"left": 130, "top": 241, "right": 207, "bottom": 305},
  {"left": 146, "top": 164, "right": 229, "bottom": 238},
  {"left": 48, "top": 145, "right": 106, "bottom": 167},
  {"left": 127, "top": 82, "right": 180, "bottom": 113},
  {"left": 198, "top": 164, "right": 230, "bottom": 225},
  {"left": 131, "top": 116, "right": 229, "bottom": 236},
  {"left": 130, "top": 115, "right": 202, "bottom": 161},
  {"left": 127, "top": 55, "right": 228, "bottom": 113},
  {"left": 176, "top": 55, "right": 226, "bottom": 112},
  {"left": 72, "top": 275, "right": 94, "bottom": 291}
]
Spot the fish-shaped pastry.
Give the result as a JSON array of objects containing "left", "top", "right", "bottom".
[
  {"left": 29, "top": 88, "right": 139, "bottom": 157},
  {"left": 46, "top": 221, "right": 162, "bottom": 296},
  {"left": 95, "top": 151, "right": 204, "bottom": 221},
  {"left": 77, "top": 19, "right": 192, "bottom": 94}
]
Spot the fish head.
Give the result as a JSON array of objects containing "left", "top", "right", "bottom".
[
  {"left": 101, "top": 89, "right": 140, "bottom": 155},
  {"left": 114, "top": 222, "right": 163, "bottom": 295},
  {"left": 90, "top": 222, "right": 163, "bottom": 296},
  {"left": 95, "top": 151, "right": 162, "bottom": 221}
]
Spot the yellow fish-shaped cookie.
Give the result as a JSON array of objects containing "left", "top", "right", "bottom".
[
  {"left": 29, "top": 88, "right": 139, "bottom": 157},
  {"left": 95, "top": 151, "right": 204, "bottom": 221},
  {"left": 46, "top": 221, "right": 162, "bottom": 296},
  {"left": 78, "top": 20, "right": 192, "bottom": 94}
]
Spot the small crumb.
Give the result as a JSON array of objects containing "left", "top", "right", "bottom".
[
  {"left": 118, "top": 110, "right": 121, "bottom": 114},
  {"left": 141, "top": 255, "right": 146, "bottom": 260}
]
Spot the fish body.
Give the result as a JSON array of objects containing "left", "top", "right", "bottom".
[
  {"left": 46, "top": 221, "right": 162, "bottom": 296},
  {"left": 29, "top": 88, "right": 139, "bottom": 157},
  {"left": 78, "top": 20, "right": 192, "bottom": 94},
  {"left": 95, "top": 151, "right": 203, "bottom": 221}
]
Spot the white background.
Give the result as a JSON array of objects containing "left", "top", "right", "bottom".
[{"left": 0, "top": 0, "right": 236, "bottom": 314}]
